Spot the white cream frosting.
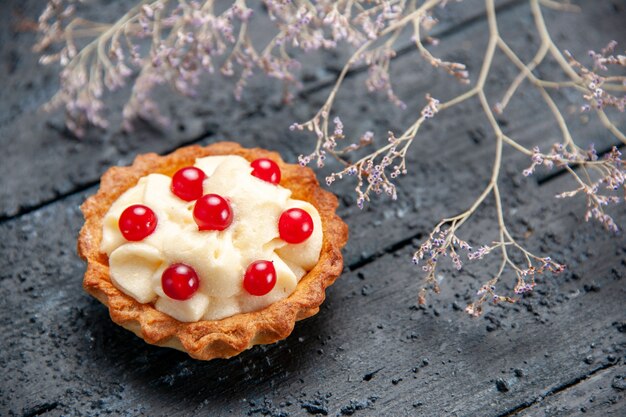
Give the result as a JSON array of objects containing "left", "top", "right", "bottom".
[{"left": 101, "top": 155, "right": 323, "bottom": 322}]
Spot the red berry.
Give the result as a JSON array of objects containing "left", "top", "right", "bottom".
[
  {"left": 161, "top": 263, "right": 200, "bottom": 301},
  {"left": 250, "top": 158, "right": 281, "bottom": 185},
  {"left": 171, "top": 166, "right": 206, "bottom": 201},
  {"left": 193, "top": 194, "right": 233, "bottom": 231},
  {"left": 243, "top": 260, "right": 276, "bottom": 296},
  {"left": 279, "top": 208, "right": 314, "bottom": 244},
  {"left": 118, "top": 204, "right": 158, "bottom": 241}
]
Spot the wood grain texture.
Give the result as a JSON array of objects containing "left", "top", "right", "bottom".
[
  {"left": 512, "top": 364, "right": 625, "bottom": 416},
  {"left": 0, "top": 0, "right": 625, "bottom": 416}
]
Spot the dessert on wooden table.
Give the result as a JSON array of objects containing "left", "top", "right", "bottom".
[{"left": 78, "top": 142, "right": 348, "bottom": 360}]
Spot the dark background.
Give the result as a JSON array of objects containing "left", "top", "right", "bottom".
[{"left": 1, "top": 0, "right": 625, "bottom": 416}]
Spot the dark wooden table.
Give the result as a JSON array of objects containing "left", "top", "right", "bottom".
[{"left": 1, "top": 1, "right": 625, "bottom": 416}]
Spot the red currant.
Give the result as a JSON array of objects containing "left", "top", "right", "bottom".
[
  {"left": 279, "top": 208, "right": 314, "bottom": 244},
  {"left": 250, "top": 158, "right": 281, "bottom": 185},
  {"left": 118, "top": 204, "right": 158, "bottom": 241},
  {"left": 243, "top": 260, "right": 276, "bottom": 296},
  {"left": 171, "top": 166, "right": 206, "bottom": 201},
  {"left": 193, "top": 194, "right": 233, "bottom": 231},
  {"left": 161, "top": 263, "right": 200, "bottom": 301}
]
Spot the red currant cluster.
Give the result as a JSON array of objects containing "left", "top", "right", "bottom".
[{"left": 116, "top": 158, "right": 315, "bottom": 303}]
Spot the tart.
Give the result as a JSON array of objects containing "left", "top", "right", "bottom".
[{"left": 78, "top": 142, "right": 348, "bottom": 360}]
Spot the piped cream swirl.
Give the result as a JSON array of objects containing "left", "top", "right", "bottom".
[{"left": 101, "top": 155, "right": 322, "bottom": 322}]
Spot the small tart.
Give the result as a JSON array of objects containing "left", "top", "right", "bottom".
[{"left": 78, "top": 142, "right": 348, "bottom": 360}]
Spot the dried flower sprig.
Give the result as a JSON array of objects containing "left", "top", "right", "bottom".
[
  {"left": 524, "top": 144, "right": 625, "bottom": 232},
  {"left": 293, "top": 0, "right": 625, "bottom": 314},
  {"left": 294, "top": 94, "right": 439, "bottom": 208},
  {"left": 570, "top": 41, "right": 626, "bottom": 113},
  {"left": 36, "top": 0, "right": 625, "bottom": 315},
  {"left": 36, "top": 0, "right": 420, "bottom": 136}
]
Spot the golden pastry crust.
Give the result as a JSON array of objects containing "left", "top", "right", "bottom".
[{"left": 78, "top": 142, "right": 348, "bottom": 360}]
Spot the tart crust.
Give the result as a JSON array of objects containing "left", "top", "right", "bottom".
[{"left": 78, "top": 142, "right": 348, "bottom": 360}]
